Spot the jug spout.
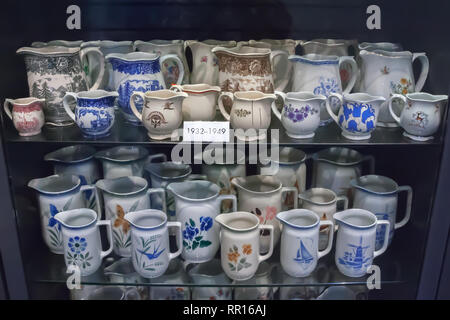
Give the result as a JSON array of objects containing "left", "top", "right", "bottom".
[
  {"left": 54, "top": 208, "right": 98, "bottom": 229},
  {"left": 333, "top": 209, "right": 377, "bottom": 229},
  {"left": 95, "top": 176, "right": 148, "bottom": 195},
  {"left": 215, "top": 211, "right": 259, "bottom": 231},
  {"left": 28, "top": 174, "right": 80, "bottom": 195},
  {"left": 166, "top": 180, "right": 220, "bottom": 201},
  {"left": 44, "top": 145, "right": 96, "bottom": 163}
]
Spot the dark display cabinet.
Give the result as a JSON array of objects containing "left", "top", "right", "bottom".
[{"left": 0, "top": 0, "right": 450, "bottom": 300}]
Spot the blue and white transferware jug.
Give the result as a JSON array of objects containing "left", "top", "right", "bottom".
[
  {"left": 167, "top": 180, "right": 237, "bottom": 263},
  {"left": 55, "top": 208, "right": 113, "bottom": 276},
  {"left": 105, "top": 52, "right": 185, "bottom": 124},
  {"left": 326, "top": 92, "right": 386, "bottom": 140},
  {"left": 334, "top": 209, "right": 390, "bottom": 278},
  {"left": 351, "top": 175, "right": 412, "bottom": 250},
  {"left": 63, "top": 90, "right": 118, "bottom": 137},
  {"left": 277, "top": 209, "right": 334, "bottom": 278},
  {"left": 28, "top": 174, "right": 100, "bottom": 254},
  {"left": 125, "top": 209, "right": 182, "bottom": 278},
  {"left": 95, "top": 176, "right": 166, "bottom": 257}
]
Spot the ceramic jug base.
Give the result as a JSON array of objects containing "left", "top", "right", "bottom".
[
  {"left": 377, "top": 121, "right": 399, "bottom": 128},
  {"left": 19, "top": 130, "right": 41, "bottom": 137},
  {"left": 235, "top": 132, "right": 267, "bottom": 142},
  {"left": 148, "top": 132, "right": 173, "bottom": 140},
  {"left": 82, "top": 132, "right": 112, "bottom": 139},
  {"left": 403, "top": 132, "right": 433, "bottom": 142},
  {"left": 49, "top": 247, "right": 64, "bottom": 255},
  {"left": 342, "top": 132, "right": 371, "bottom": 141},
  {"left": 286, "top": 132, "right": 314, "bottom": 139}
]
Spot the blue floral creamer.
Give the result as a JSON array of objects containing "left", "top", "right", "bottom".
[
  {"left": 105, "top": 52, "right": 184, "bottom": 125},
  {"left": 63, "top": 90, "right": 118, "bottom": 137},
  {"left": 327, "top": 93, "right": 385, "bottom": 140}
]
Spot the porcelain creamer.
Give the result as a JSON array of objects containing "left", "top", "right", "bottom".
[{"left": 216, "top": 212, "right": 274, "bottom": 281}]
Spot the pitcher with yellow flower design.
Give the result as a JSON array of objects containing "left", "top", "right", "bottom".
[
  {"left": 216, "top": 212, "right": 274, "bottom": 281},
  {"left": 358, "top": 50, "right": 429, "bottom": 127},
  {"left": 95, "top": 176, "right": 166, "bottom": 257}
]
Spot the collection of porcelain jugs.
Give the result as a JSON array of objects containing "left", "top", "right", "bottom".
[
  {"left": 28, "top": 144, "right": 413, "bottom": 290},
  {"left": 5, "top": 39, "right": 447, "bottom": 142}
]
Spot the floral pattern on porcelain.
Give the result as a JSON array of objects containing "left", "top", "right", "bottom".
[
  {"left": 284, "top": 104, "right": 319, "bottom": 123},
  {"left": 390, "top": 78, "right": 413, "bottom": 95},
  {"left": 410, "top": 111, "right": 429, "bottom": 128},
  {"left": 227, "top": 244, "right": 253, "bottom": 272},
  {"left": 313, "top": 77, "right": 339, "bottom": 97},
  {"left": 182, "top": 217, "right": 213, "bottom": 251},
  {"left": 66, "top": 236, "right": 93, "bottom": 270},
  {"left": 338, "top": 102, "right": 376, "bottom": 133}
]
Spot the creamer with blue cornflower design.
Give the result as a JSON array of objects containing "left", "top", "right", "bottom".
[{"left": 167, "top": 180, "right": 237, "bottom": 263}]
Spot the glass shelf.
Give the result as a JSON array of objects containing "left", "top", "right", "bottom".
[
  {"left": 1, "top": 110, "right": 443, "bottom": 146},
  {"left": 28, "top": 244, "right": 404, "bottom": 288}
]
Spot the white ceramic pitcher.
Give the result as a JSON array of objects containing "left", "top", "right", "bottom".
[
  {"left": 288, "top": 54, "right": 357, "bottom": 126},
  {"left": 358, "top": 50, "right": 429, "bottom": 127},
  {"left": 125, "top": 209, "right": 182, "bottom": 278},
  {"left": 28, "top": 174, "right": 100, "bottom": 254},
  {"left": 351, "top": 175, "right": 412, "bottom": 250},
  {"left": 166, "top": 180, "right": 237, "bottom": 263},
  {"left": 215, "top": 212, "right": 274, "bottom": 281},
  {"left": 277, "top": 209, "right": 334, "bottom": 278},
  {"left": 231, "top": 175, "right": 298, "bottom": 252},
  {"left": 334, "top": 209, "right": 390, "bottom": 278},
  {"left": 95, "top": 176, "right": 166, "bottom": 257},
  {"left": 55, "top": 208, "right": 113, "bottom": 276}
]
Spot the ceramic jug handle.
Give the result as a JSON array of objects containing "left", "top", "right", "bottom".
[
  {"left": 282, "top": 187, "right": 298, "bottom": 208},
  {"left": 80, "top": 47, "right": 105, "bottom": 91},
  {"left": 62, "top": 92, "right": 78, "bottom": 122},
  {"left": 147, "top": 188, "right": 167, "bottom": 213},
  {"left": 388, "top": 94, "right": 407, "bottom": 125},
  {"left": 339, "top": 56, "right": 357, "bottom": 94},
  {"left": 97, "top": 220, "right": 113, "bottom": 259},
  {"left": 129, "top": 91, "right": 146, "bottom": 121},
  {"left": 395, "top": 185, "right": 413, "bottom": 229},
  {"left": 3, "top": 99, "right": 13, "bottom": 120},
  {"left": 373, "top": 220, "right": 390, "bottom": 258},
  {"left": 326, "top": 92, "right": 343, "bottom": 125},
  {"left": 167, "top": 221, "right": 183, "bottom": 260},
  {"left": 160, "top": 54, "right": 185, "bottom": 86},
  {"left": 146, "top": 153, "right": 167, "bottom": 165},
  {"left": 80, "top": 184, "right": 102, "bottom": 220},
  {"left": 270, "top": 50, "right": 289, "bottom": 92},
  {"left": 271, "top": 91, "right": 286, "bottom": 121},
  {"left": 217, "top": 194, "right": 237, "bottom": 212},
  {"left": 258, "top": 225, "right": 274, "bottom": 263},
  {"left": 337, "top": 195, "right": 349, "bottom": 210},
  {"left": 218, "top": 92, "right": 234, "bottom": 121},
  {"left": 412, "top": 53, "right": 429, "bottom": 92},
  {"left": 318, "top": 220, "right": 334, "bottom": 259}
]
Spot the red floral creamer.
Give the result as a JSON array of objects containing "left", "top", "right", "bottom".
[{"left": 4, "top": 97, "right": 45, "bottom": 136}]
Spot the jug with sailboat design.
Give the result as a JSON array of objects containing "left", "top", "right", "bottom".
[{"left": 277, "top": 209, "right": 334, "bottom": 278}]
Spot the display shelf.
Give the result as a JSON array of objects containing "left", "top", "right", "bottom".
[
  {"left": 27, "top": 243, "right": 404, "bottom": 288},
  {"left": 1, "top": 110, "right": 444, "bottom": 146}
]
